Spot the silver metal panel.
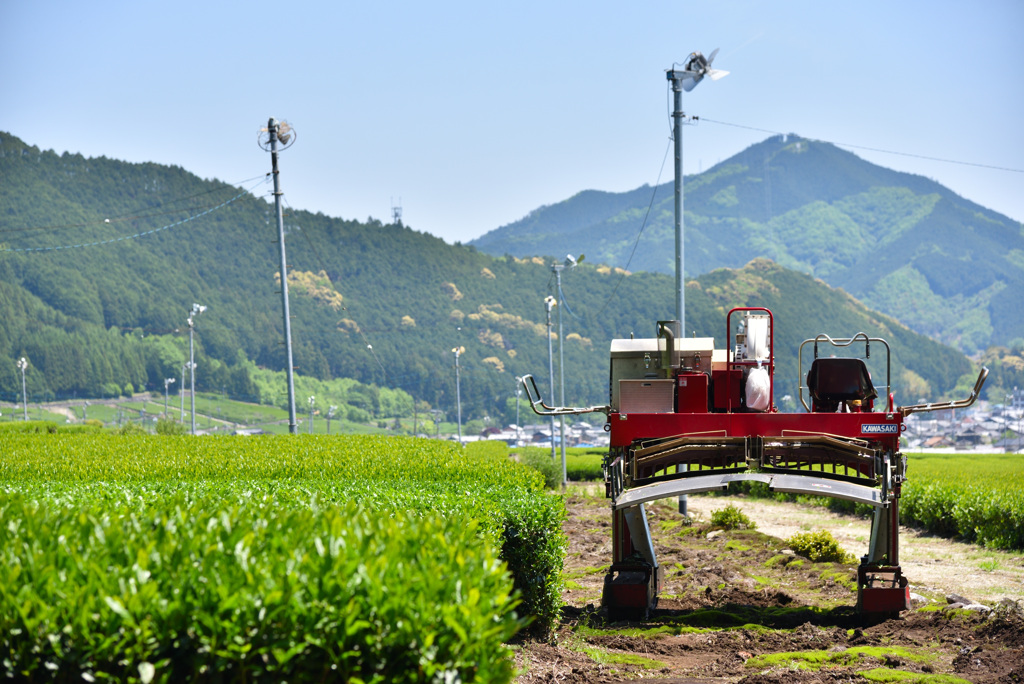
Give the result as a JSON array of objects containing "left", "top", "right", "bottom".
[
  {"left": 623, "top": 504, "right": 658, "bottom": 569},
  {"left": 619, "top": 379, "right": 675, "bottom": 414},
  {"left": 613, "top": 471, "right": 882, "bottom": 510},
  {"left": 614, "top": 473, "right": 734, "bottom": 510},
  {"left": 769, "top": 474, "right": 884, "bottom": 507}
]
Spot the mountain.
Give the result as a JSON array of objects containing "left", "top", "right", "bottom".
[
  {"left": 0, "top": 132, "right": 985, "bottom": 421},
  {"left": 470, "top": 135, "right": 1024, "bottom": 355}
]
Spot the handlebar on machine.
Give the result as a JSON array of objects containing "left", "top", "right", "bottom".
[
  {"left": 520, "top": 374, "right": 609, "bottom": 416},
  {"left": 899, "top": 367, "right": 989, "bottom": 417}
]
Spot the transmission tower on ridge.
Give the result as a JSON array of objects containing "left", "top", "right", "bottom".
[{"left": 391, "top": 197, "right": 403, "bottom": 226}]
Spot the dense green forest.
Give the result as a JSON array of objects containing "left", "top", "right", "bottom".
[
  {"left": 471, "top": 135, "right": 1024, "bottom": 355},
  {"left": 0, "top": 132, "right": 981, "bottom": 423}
]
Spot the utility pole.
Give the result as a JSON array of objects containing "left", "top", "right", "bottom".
[
  {"left": 327, "top": 405, "right": 337, "bottom": 435},
  {"left": 667, "top": 70, "right": 687, "bottom": 328},
  {"left": 544, "top": 295, "right": 557, "bottom": 461},
  {"left": 187, "top": 303, "right": 206, "bottom": 435},
  {"left": 308, "top": 395, "right": 315, "bottom": 434},
  {"left": 180, "top": 364, "right": 186, "bottom": 422},
  {"left": 452, "top": 347, "right": 463, "bottom": 444},
  {"left": 163, "top": 377, "right": 175, "bottom": 417},
  {"left": 16, "top": 357, "right": 28, "bottom": 421},
  {"left": 265, "top": 117, "right": 298, "bottom": 434},
  {"left": 515, "top": 377, "right": 523, "bottom": 448},
  {"left": 552, "top": 264, "right": 568, "bottom": 488}
]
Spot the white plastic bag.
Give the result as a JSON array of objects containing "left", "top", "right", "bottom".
[{"left": 745, "top": 366, "right": 771, "bottom": 412}]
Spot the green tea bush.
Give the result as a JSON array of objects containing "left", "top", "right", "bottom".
[
  {"left": 900, "top": 453, "right": 1024, "bottom": 550},
  {"left": 0, "top": 434, "right": 567, "bottom": 680},
  {"left": 710, "top": 504, "right": 755, "bottom": 530},
  {"left": 0, "top": 420, "right": 58, "bottom": 434},
  {"left": 787, "top": 530, "right": 854, "bottom": 563},
  {"left": 566, "top": 450, "right": 604, "bottom": 481},
  {"left": 1, "top": 493, "right": 519, "bottom": 682},
  {"left": 518, "top": 447, "right": 561, "bottom": 489}
]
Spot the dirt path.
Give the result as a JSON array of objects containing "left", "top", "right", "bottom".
[
  {"left": 513, "top": 485, "right": 1024, "bottom": 683},
  {"left": 683, "top": 494, "right": 1024, "bottom": 605}
]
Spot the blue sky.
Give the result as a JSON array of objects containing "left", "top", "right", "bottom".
[{"left": 4, "top": 1, "right": 1022, "bottom": 244}]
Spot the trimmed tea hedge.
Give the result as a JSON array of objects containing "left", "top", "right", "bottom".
[
  {"left": 900, "top": 452, "right": 1024, "bottom": 550},
  {"left": 0, "top": 434, "right": 566, "bottom": 682}
]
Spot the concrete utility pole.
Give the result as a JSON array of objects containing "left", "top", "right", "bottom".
[
  {"left": 544, "top": 295, "right": 557, "bottom": 461},
  {"left": 16, "top": 357, "right": 28, "bottom": 421},
  {"left": 267, "top": 117, "right": 298, "bottom": 434},
  {"left": 180, "top": 364, "right": 186, "bottom": 421},
  {"left": 187, "top": 303, "right": 206, "bottom": 435},
  {"left": 515, "top": 377, "right": 523, "bottom": 448},
  {"left": 551, "top": 263, "right": 570, "bottom": 488},
  {"left": 667, "top": 70, "right": 687, "bottom": 328},
  {"left": 452, "top": 347, "right": 463, "bottom": 444},
  {"left": 163, "top": 377, "right": 175, "bottom": 417}
]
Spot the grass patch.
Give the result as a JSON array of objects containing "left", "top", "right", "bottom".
[
  {"left": 764, "top": 554, "right": 792, "bottom": 568},
  {"left": 575, "top": 621, "right": 786, "bottom": 639},
  {"left": 659, "top": 519, "right": 683, "bottom": 533},
  {"left": 725, "top": 540, "right": 752, "bottom": 552},
  {"left": 579, "top": 645, "right": 665, "bottom": 669},
  {"left": 746, "top": 646, "right": 933, "bottom": 670},
  {"left": 563, "top": 564, "right": 610, "bottom": 581},
  {"left": 820, "top": 569, "right": 858, "bottom": 592},
  {"left": 861, "top": 669, "right": 972, "bottom": 684}
]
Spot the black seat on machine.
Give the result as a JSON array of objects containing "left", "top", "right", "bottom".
[{"left": 807, "top": 358, "right": 877, "bottom": 411}]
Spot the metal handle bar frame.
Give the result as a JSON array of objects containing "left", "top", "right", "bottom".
[
  {"left": 520, "top": 374, "right": 609, "bottom": 416},
  {"left": 798, "top": 333, "right": 890, "bottom": 413},
  {"left": 899, "top": 367, "right": 989, "bottom": 417}
]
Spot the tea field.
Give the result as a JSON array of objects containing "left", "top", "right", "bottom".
[{"left": 0, "top": 434, "right": 565, "bottom": 683}]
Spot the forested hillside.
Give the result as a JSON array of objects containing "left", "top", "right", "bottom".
[
  {"left": 0, "top": 132, "right": 981, "bottom": 421},
  {"left": 471, "top": 135, "right": 1024, "bottom": 355}
]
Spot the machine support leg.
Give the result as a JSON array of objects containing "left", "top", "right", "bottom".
[
  {"left": 859, "top": 494, "right": 908, "bottom": 614},
  {"left": 604, "top": 504, "right": 660, "bottom": 620}
]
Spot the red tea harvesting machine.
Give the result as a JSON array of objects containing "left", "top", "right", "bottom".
[{"left": 523, "top": 307, "right": 987, "bottom": 618}]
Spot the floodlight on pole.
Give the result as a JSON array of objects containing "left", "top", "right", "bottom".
[
  {"left": 452, "top": 346, "right": 464, "bottom": 445},
  {"left": 16, "top": 357, "right": 28, "bottom": 421},
  {"left": 666, "top": 49, "right": 727, "bottom": 516},
  {"left": 551, "top": 254, "right": 581, "bottom": 488},
  {"left": 515, "top": 376, "right": 523, "bottom": 448},
  {"left": 260, "top": 117, "right": 299, "bottom": 434},
  {"left": 164, "top": 377, "right": 175, "bottom": 417},
  {"left": 180, "top": 364, "right": 186, "bottom": 421},
  {"left": 327, "top": 405, "right": 337, "bottom": 434},
  {"left": 544, "top": 295, "right": 557, "bottom": 461},
  {"left": 187, "top": 303, "right": 206, "bottom": 435}
]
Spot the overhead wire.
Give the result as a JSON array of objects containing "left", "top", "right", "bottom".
[
  {"left": 1, "top": 176, "right": 270, "bottom": 252},
  {"left": 594, "top": 136, "right": 673, "bottom": 317},
  {"left": 699, "top": 118, "right": 1024, "bottom": 174},
  {"left": 0, "top": 174, "right": 270, "bottom": 235}
]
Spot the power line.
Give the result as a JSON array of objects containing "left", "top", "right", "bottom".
[
  {"left": 0, "top": 175, "right": 270, "bottom": 235},
  {"left": 1, "top": 177, "right": 269, "bottom": 253},
  {"left": 700, "top": 118, "right": 1024, "bottom": 174},
  {"left": 595, "top": 136, "right": 673, "bottom": 317}
]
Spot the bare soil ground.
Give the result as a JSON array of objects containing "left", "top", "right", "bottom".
[{"left": 514, "top": 485, "right": 1024, "bottom": 683}]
